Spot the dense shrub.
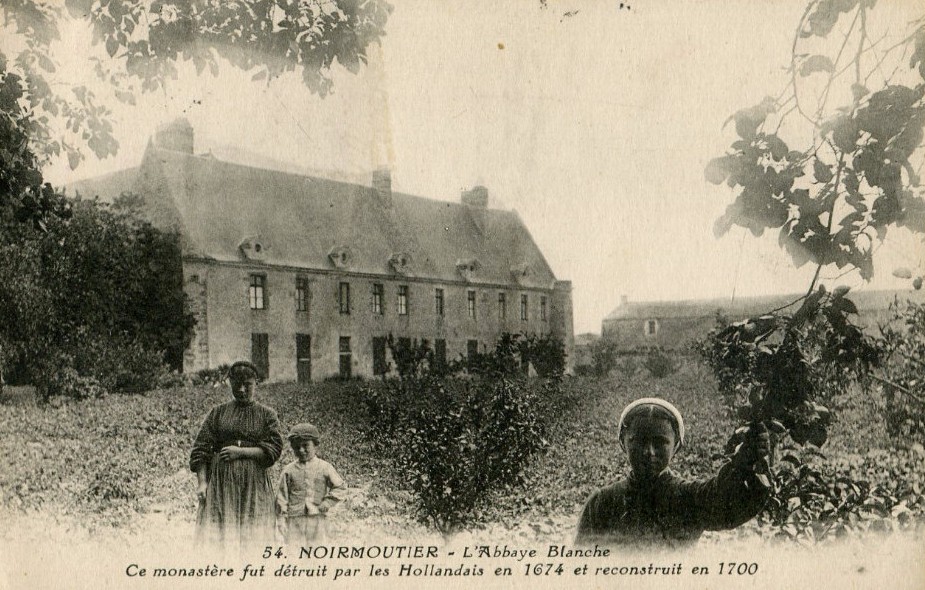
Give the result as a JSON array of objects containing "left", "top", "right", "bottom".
[
  {"left": 39, "top": 363, "right": 106, "bottom": 401},
  {"left": 457, "top": 333, "right": 525, "bottom": 378},
  {"left": 759, "top": 444, "right": 924, "bottom": 542},
  {"left": 588, "top": 339, "right": 619, "bottom": 377},
  {"left": 386, "top": 334, "right": 436, "bottom": 378},
  {"left": 0, "top": 196, "right": 196, "bottom": 400},
  {"left": 876, "top": 300, "right": 925, "bottom": 444},
  {"left": 386, "top": 332, "right": 567, "bottom": 381},
  {"left": 615, "top": 355, "right": 638, "bottom": 380},
  {"left": 30, "top": 329, "right": 170, "bottom": 402},
  {"left": 694, "top": 288, "right": 918, "bottom": 540},
  {"left": 643, "top": 348, "right": 675, "bottom": 378},
  {"left": 362, "top": 341, "right": 554, "bottom": 535},
  {"left": 519, "top": 333, "right": 567, "bottom": 378},
  {"left": 187, "top": 364, "right": 231, "bottom": 387}
]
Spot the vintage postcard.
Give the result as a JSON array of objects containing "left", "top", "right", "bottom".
[{"left": 1, "top": 0, "right": 923, "bottom": 588}]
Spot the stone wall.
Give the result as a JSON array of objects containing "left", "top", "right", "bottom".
[{"left": 183, "top": 258, "right": 569, "bottom": 381}]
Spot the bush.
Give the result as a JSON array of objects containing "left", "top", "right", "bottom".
[
  {"left": 643, "top": 348, "right": 675, "bottom": 378},
  {"left": 876, "top": 300, "right": 925, "bottom": 444},
  {"left": 362, "top": 343, "right": 553, "bottom": 535},
  {"left": 695, "top": 288, "right": 897, "bottom": 540},
  {"left": 760, "top": 444, "right": 924, "bottom": 542},
  {"left": 39, "top": 363, "right": 106, "bottom": 401},
  {"left": 520, "top": 333, "right": 566, "bottom": 378},
  {"left": 456, "top": 333, "right": 524, "bottom": 378},
  {"left": 387, "top": 334, "right": 436, "bottom": 378},
  {"left": 588, "top": 339, "right": 619, "bottom": 377},
  {"left": 443, "top": 333, "right": 567, "bottom": 380},
  {"left": 188, "top": 364, "right": 231, "bottom": 387},
  {"left": 30, "top": 329, "right": 169, "bottom": 400},
  {"left": 616, "top": 356, "right": 638, "bottom": 380}
]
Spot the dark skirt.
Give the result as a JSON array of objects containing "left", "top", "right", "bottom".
[{"left": 196, "top": 454, "right": 275, "bottom": 551}]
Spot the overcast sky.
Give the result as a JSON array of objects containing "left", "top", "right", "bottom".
[{"left": 43, "top": 0, "right": 925, "bottom": 334}]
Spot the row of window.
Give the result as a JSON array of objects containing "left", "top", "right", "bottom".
[{"left": 248, "top": 275, "right": 548, "bottom": 321}]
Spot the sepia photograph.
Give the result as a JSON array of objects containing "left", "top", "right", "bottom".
[{"left": 1, "top": 0, "right": 924, "bottom": 588}]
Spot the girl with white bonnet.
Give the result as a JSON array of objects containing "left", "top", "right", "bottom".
[{"left": 575, "top": 397, "right": 770, "bottom": 548}]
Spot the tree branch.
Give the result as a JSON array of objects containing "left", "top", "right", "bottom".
[
  {"left": 790, "top": 1, "right": 822, "bottom": 126},
  {"left": 855, "top": 5, "right": 867, "bottom": 85},
  {"left": 769, "top": 293, "right": 811, "bottom": 315},
  {"left": 814, "top": 6, "right": 863, "bottom": 122},
  {"left": 871, "top": 374, "right": 925, "bottom": 405},
  {"left": 806, "top": 265, "right": 824, "bottom": 297}
]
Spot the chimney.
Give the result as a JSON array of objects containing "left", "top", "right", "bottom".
[
  {"left": 372, "top": 167, "right": 392, "bottom": 208},
  {"left": 154, "top": 118, "right": 194, "bottom": 154},
  {"left": 621, "top": 295, "right": 629, "bottom": 306},
  {"left": 461, "top": 185, "right": 488, "bottom": 208}
]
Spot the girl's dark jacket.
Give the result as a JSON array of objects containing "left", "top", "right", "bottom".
[{"left": 575, "top": 463, "right": 769, "bottom": 548}]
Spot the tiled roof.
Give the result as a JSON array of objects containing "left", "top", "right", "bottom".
[{"left": 69, "top": 146, "right": 558, "bottom": 288}]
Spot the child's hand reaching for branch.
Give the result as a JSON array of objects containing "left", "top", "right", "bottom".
[{"left": 732, "top": 422, "right": 773, "bottom": 489}]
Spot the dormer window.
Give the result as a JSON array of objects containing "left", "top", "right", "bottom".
[
  {"left": 456, "top": 258, "right": 481, "bottom": 281},
  {"left": 510, "top": 262, "right": 532, "bottom": 283},
  {"left": 239, "top": 236, "right": 268, "bottom": 261},
  {"left": 328, "top": 245, "right": 352, "bottom": 269},
  {"left": 389, "top": 252, "right": 412, "bottom": 275},
  {"left": 644, "top": 319, "right": 659, "bottom": 337}
]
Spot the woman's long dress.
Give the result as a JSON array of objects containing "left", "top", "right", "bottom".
[{"left": 189, "top": 399, "right": 283, "bottom": 551}]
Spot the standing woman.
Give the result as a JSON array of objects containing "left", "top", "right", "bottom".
[{"left": 190, "top": 361, "right": 284, "bottom": 550}]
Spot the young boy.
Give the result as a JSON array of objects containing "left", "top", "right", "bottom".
[
  {"left": 575, "top": 397, "right": 771, "bottom": 548},
  {"left": 276, "top": 423, "right": 346, "bottom": 544}
]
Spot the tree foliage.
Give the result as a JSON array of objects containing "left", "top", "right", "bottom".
[
  {"left": 699, "top": 286, "right": 878, "bottom": 446},
  {"left": 706, "top": 0, "right": 925, "bottom": 282},
  {"left": 1, "top": 0, "right": 391, "bottom": 168},
  {"left": 0, "top": 28, "right": 196, "bottom": 399},
  {"left": 703, "top": 0, "right": 925, "bottom": 539},
  {"left": 0, "top": 194, "right": 196, "bottom": 400}
]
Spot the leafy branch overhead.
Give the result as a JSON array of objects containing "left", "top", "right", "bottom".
[
  {"left": 1, "top": 0, "right": 392, "bottom": 168},
  {"left": 706, "top": 0, "right": 925, "bottom": 282},
  {"left": 701, "top": 0, "right": 925, "bottom": 540}
]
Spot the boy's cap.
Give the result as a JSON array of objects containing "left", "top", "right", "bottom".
[
  {"left": 617, "top": 397, "right": 685, "bottom": 449},
  {"left": 288, "top": 423, "right": 320, "bottom": 441}
]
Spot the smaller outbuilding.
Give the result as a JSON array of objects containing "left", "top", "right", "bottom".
[{"left": 602, "top": 289, "right": 925, "bottom": 352}]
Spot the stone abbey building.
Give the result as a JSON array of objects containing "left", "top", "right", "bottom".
[{"left": 72, "top": 120, "right": 573, "bottom": 381}]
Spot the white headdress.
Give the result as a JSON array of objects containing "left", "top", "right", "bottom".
[{"left": 617, "top": 397, "right": 685, "bottom": 450}]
